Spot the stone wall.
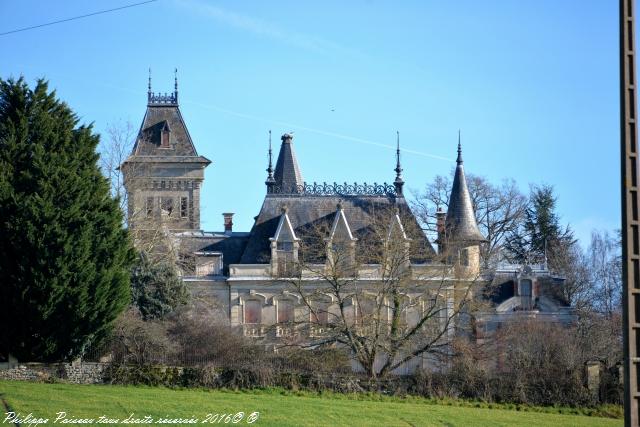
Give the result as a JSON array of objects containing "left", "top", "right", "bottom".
[{"left": 0, "top": 362, "right": 105, "bottom": 384}]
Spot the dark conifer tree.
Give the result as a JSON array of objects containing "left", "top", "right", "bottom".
[
  {"left": 0, "top": 78, "right": 134, "bottom": 361},
  {"left": 505, "top": 184, "right": 575, "bottom": 265},
  {"left": 130, "top": 252, "right": 188, "bottom": 320}
]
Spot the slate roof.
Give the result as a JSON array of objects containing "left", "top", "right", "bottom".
[
  {"left": 273, "top": 134, "right": 303, "bottom": 190},
  {"left": 178, "top": 231, "right": 250, "bottom": 275},
  {"left": 445, "top": 142, "right": 485, "bottom": 242},
  {"left": 239, "top": 195, "right": 435, "bottom": 264},
  {"left": 125, "top": 92, "right": 210, "bottom": 165}
]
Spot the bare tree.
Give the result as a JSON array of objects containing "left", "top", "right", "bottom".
[
  {"left": 99, "top": 120, "right": 136, "bottom": 214},
  {"left": 277, "top": 207, "right": 483, "bottom": 379},
  {"left": 412, "top": 174, "right": 526, "bottom": 266},
  {"left": 587, "top": 229, "right": 622, "bottom": 318}
]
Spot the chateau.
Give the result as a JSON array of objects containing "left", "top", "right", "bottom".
[{"left": 121, "top": 78, "right": 574, "bottom": 369}]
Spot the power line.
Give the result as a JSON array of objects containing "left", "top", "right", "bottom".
[{"left": 0, "top": 0, "right": 158, "bottom": 37}]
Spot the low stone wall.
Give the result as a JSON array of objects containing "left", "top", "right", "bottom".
[{"left": 0, "top": 362, "right": 105, "bottom": 384}]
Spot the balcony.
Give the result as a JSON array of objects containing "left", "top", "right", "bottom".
[
  {"left": 275, "top": 325, "right": 297, "bottom": 338},
  {"left": 309, "top": 325, "right": 330, "bottom": 338},
  {"left": 242, "top": 324, "right": 267, "bottom": 338}
]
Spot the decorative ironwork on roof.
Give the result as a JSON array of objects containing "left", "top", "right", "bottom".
[
  {"left": 267, "top": 181, "right": 398, "bottom": 197},
  {"left": 148, "top": 92, "right": 178, "bottom": 106}
]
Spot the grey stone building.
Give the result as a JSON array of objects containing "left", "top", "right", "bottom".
[{"left": 121, "top": 81, "right": 573, "bottom": 371}]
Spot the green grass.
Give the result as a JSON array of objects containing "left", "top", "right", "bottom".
[{"left": 0, "top": 380, "right": 623, "bottom": 427}]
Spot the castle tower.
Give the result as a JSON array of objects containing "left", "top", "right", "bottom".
[
  {"left": 442, "top": 134, "right": 485, "bottom": 278},
  {"left": 121, "top": 70, "right": 211, "bottom": 231}
]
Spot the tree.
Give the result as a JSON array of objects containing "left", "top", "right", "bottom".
[
  {"left": 99, "top": 120, "right": 135, "bottom": 215},
  {"left": 587, "top": 229, "right": 622, "bottom": 318},
  {"left": 504, "top": 184, "right": 575, "bottom": 266},
  {"left": 130, "top": 252, "right": 188, "bottom": 320},
  {"left": 412, "top": 174, "right": 526, "bottom": 266},
  {"left": 0, "top": 78, "right": 134, "bottom": 361},
  {"left": 279, "top": 207, "right": 482, "bottom": 379}
]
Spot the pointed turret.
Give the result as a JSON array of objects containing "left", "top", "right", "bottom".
[
  {"left": 445, "top": 133, "right": 485, "bottom": 243},
  {"left": 273, "top": 133, "right": 304, "bottom": 192}
]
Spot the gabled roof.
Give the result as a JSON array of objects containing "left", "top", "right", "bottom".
[
  {"left": 445, "top": 141, "right": 485, "bottom": 242},
  {"left": 271, "top": 208, "right": 299, "bottom": 242},
  {"left": 387, "top": 209, "right": 409, "bottom": 241},
  {"left": 273, "top": 133, "right": 303, "bottom": 191},
  {"left": 328, "top": 204, "right": 357, "bottom": 242},
  {"left": 239, "top": 195, "right": 434, "bottom": 264}
]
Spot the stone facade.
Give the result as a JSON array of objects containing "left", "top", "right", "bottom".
[{"left": 119, "top": 82, "right": 573, "bottom": 374}]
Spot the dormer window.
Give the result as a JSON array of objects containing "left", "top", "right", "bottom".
[
  {"left": 326, "top": 203, "right": 357, "bottom": 274},
  {"left": 270, "top": 207, "right": 300, "bottom": 277},
  {"left": 160, "top": 121, "right": 171, "bottom": 148}
]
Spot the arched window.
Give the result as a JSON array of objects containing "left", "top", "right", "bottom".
[
  {"left": 244, "top": 299, "right": 262, "bottom": 324},
  {"left": 277, "top": 299, "right": 295, "bottom": 323}
]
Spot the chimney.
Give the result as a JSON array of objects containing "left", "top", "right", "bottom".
[
  {"left": 223, "top": 213, "right": 234, "bottom": 234},
  {"left": 436, "top": 207, "right": 446, "bottom": 253}
]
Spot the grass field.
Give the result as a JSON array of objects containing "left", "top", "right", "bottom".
[{"left": 0, "top": 380, "right": 623, "bottom": 427}]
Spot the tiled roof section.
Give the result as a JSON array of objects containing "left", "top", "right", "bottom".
[
  {"left": 445, "top": 144, "right": 486, "bottom": 242},
  {"left": 131, "top": 105, "right": 199, "bottom": 157},
  {"left": 178, "top": 232, "right": 250, "bottom": 275},
  {"left": 239, "top": 195, "right": 435, "bottom": 264},
  {"left": 273, "top": 134, "right": 303, "bottom": 190}
]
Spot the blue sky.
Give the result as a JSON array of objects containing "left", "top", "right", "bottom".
[{"left": 0, "top": 1, "right": 619, "bottom": 245}]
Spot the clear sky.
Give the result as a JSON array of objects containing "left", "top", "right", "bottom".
[{"left": 0, "top": 0, "right": 620, "bottom": 246}]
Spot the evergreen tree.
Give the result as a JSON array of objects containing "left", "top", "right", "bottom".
[
  {"left": 0, "top": 78, "right": 134, "bottom": 361},
  {"left": 130, "top": 252, "right": 188, "bottom": 320},
  {"left": 505, "top": 184, "right": 575, "bottom": 265}
]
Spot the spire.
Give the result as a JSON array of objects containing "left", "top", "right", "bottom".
[
  {"left": 272, "top": 133, "right": 304, "bottom": 193},
  {"left": 265, "top": 130, "right": 276, "bottom": 191},
  {"left": 394, "top": 130, "right": 404, "bottom": 196},
  {"left": 174, "top": 68, "right": 179, "bottom": 104},
  {"left": 445, "top": 136, "right": 485, "bottom": 243},
  {"left": 147, "top": 67, "right": 152, "bottom": 103},
  {"left": 457, "top": 129, "right": 463, "bottom": 164}
]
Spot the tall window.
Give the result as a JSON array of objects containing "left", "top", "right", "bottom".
[
  {"left": 161, "top": 129, "right": 170, "bottom": 148},
  {"left": 460, "top": 248, "right": 469, "bottom": 266},
  {"left": 277, "top": 241, "right": 296, "bottom": 277},
  {"left": 244, "top": 300, "right": 262, "bottom": 324},
  {"left": 277, "top": 299, "right": 295, "bottom": 323},
  {"left": 161, "top": 197, "right": 174, "bottom": 217},
  {"left": 180, "top": 197, "right": 188, "bottom": 218},
  {"left": 356, "top": 298, "right": 376, "bottom": 325},
  {"left": 311, "top": 302, "right": 329, "bottom": 325},
  {"left": 146, "top": 197, "right": 154, "bottom": 218}
]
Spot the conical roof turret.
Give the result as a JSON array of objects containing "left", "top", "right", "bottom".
[
  {"left": 445, "top": 134, "right": 485, "bottom": 242},
  {"left": 273, "top": 133, "right": 304, "bottom": 192}
]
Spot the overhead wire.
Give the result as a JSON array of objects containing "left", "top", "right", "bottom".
[{"left": 0, "top": 0, "right": 158, "bottom": 36}]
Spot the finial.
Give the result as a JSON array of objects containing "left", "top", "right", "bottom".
[
  {"left": 147, "top": 67, "right": 152, "bottom": 102},
  {"left": 456, "top": 129, "right": 463, "bottom": 165},
  {"left": 173, "top": 68, "right": 179, "bottom": 104},
  {"left": 395, "top": 131, "right": 402, "bottom": 177},
  {"left": 394, "top": 131, "right": 404, "bottom": 196},
  {"left": 267, "top": 130, "right": 274, "bottom": 178},
  {"left": 265, "top": 130, "right": 275, "bottom": 191}
]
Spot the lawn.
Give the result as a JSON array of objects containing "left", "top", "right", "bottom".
[{"left": 0, "top": 380, "right": 623, "bottom": 427}]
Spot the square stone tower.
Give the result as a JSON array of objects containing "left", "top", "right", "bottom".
[{"left": 121, "top": 73, "right": 211, "bottom": 231}]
